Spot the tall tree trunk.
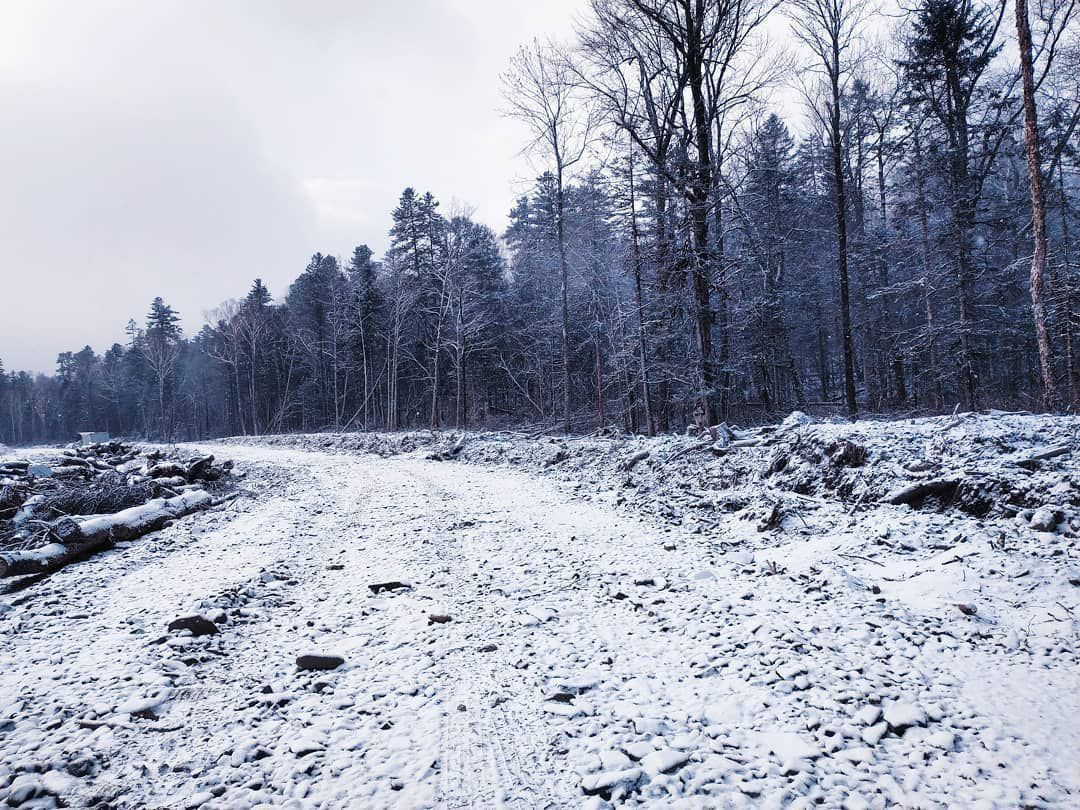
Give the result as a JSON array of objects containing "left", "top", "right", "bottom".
[
  {"left": 359, "top": 316, "right": 370, "bottom": 430},
  {"left": 455, "top": 292, "right": 466, "bottom": 429},
  {"left": 876, "top": 134, "right": 903, "bottom": 405},
  {"left": 1061, "top": 164, "right": 1077, "bottom": 407},
  {"left": 628, "top": 148, "right": 655, "bottom": 435},
  {"left": 946, "top": 64, "right": 980, "bottom": 410},
  {"left": 248, "top": 335, "right": 260, "bottom": 435},
  {"left": 430, "top": 314, "right": 443, "bottom": 429},
  {"left": 556, "top": 166, "right": 573, "bottom": 434},
  {"left": 829, "top": 45, "right": 858, "bottom": 420},
  {"left": 686, "top": 16, "right": 717, "bottom": 425},
  {"left": 594, "top": 335, "right": 605, "bottom": 427},
  {"left": 913, "top": 129, "right": 944, "bottom": 410},
  {"left": 1016, "top": 0, "right": 1057, "bottom": 410},
  {"left": 653, "top": 174, "right": 672, "bottom": 433}
]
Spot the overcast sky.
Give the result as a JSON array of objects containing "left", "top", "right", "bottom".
[{"left": 0, "top": 0, "right": 585, "bottom": 373}]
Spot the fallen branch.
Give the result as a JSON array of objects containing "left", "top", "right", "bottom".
[
  {"left": 1013, "top": 445, "right": 1070, "bottom": 469},
  {"left": 881, "top": 478, "right": 961, "bottom": 507},
  {"left": 664, "top": 441, "right": 713, "bottom": 464},
  {"left": 622, "top": 450, "right": 651, "bottom": 471}
]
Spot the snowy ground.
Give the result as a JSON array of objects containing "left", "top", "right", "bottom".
[{"left": 1, "top": 413, "right": 1078, "bottom": 808}]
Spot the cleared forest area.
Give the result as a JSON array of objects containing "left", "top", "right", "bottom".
[{"left": 0, "top": 410, "right": 1077, "bottom": 807}]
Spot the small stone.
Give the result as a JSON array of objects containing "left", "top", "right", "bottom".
[
  {"left": 428, "top": 614, "right": 452, "bottom": 625},
  {"left": 641, "top": 748, "right": 691, "bottom": 776},
  {"left": 834, "top": 746, "right": 874, "bottom": 764},
  {"left": 854, "top": 705, "right": 882, "bottom": 727},
  {"left": 598, "top": 750, "right": 633, "bottom": 771},
  {"left": 168, "top": 615, "right": 219, "bottom": 637},
  {"left": 1029, "top": 508, "right": 1059, "bottom": 532},
  {"left": 581, "top": 767, "right": 641, "bottom": 796},
  {"left": 842, "top": 794, "right": 870, "bottom": 810},
  {"left": 184, "top": 791, "right": 214, "bottom": 808},
  {"left": 369, "top": 581, "right": 410, "bottom": 594},
  {"left": 926, "top": 730, "right": 955, "bottom": 750},
  {"left": 622, "top": 741, "right": 655, "bottom": 761},
  {"left": 545, "top": 691, "right": 575, "bottom": 704},
  {"left": 883, "top": 701, "right": 926, "bottom": 730},
  {"left": 296, "top": 653, "right": 344, "bottom": 671},
  {"left": 5, "top": 774, "right": 43, "bottom": 805},
  {"left": 760, "top": 731, "right": 820, "bottom": 762},
  {"left": 288, "top": 735, "right": 325, "bottom": 756},
  {"left": 861, "top": 722, "right": 888, "bottom": 746},
  {"left": 776, "top": 662, "right": 806, "bottom": 679},
  {"left": 117, "top": 691, "right": 169, "bottom": 717}
]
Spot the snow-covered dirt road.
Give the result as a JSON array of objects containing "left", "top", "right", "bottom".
[{"left": 2, "top": 440, "right": 1078, "bottom": 808}]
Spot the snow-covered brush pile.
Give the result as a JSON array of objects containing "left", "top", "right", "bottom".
[
  {"left": 434, "top": 410, "right": 1078, "bottom": 532},
  {"left": 0, "top": 441, "right": 238, "bottom": 581},
  {"left": 234, "top": 430, "right": 441, "bottom": 458}
]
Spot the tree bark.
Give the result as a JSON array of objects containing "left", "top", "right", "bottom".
[
  {"left": 556, "top": 166, "right": 573, "bottom": 434},
  {"left": 628, "top": 147, "right": 655, "bottom": 435},
  {"left": 829, "top": 40, "right": 858, "bottom": 420},
  {"left": 687, "top": 57, "right": 717, "bottom": 426},
  {"left": 913, "top": 129, "right": 944, "bottom": 410},
  {"left": 1016, "top": 0, "right": 1058, "bottom": 410},
  {"left": 1061, "top": 164, "right": 1077, "bottom": 408}
]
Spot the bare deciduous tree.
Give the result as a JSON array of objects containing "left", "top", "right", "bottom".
[
  {"left": 503, "top": 40, "right": 596, "bottom": 433},
  {"left": 789, "top": 0, "right": 867, "bottom": 420}
]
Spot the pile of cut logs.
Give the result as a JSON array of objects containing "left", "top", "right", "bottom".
[{"left": 0, "top": 442, "right": 236, "bottom": 579}]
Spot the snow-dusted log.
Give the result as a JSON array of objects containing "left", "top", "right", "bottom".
[
  {"left": 882, "top": 478, "right": 961, "bottom": 507},
  {"left": 186, "top": 454, "right": 215, "bottom": 480},
  {"left": 427, "top": 436, "right": 466, "bottom": 461},
  {"left": 1013, "top": 445, "right": 1070, "bottom": 469},
  {"left": 147, "top": 461, "right": 186, "bottom": 479},
  {"left": 0, "top": 490, "right": 213, "bottom": 578}
]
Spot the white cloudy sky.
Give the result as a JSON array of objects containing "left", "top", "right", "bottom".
[
  {"left": 0, "top": 0, "right": 585, "bottom": 373},
  {"left": 0, "top": 1, "right": 905, "bottom": 374}
]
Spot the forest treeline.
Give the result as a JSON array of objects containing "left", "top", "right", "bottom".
[{"left": 2, "top": 0, "right": 1078, "bottom": 445}]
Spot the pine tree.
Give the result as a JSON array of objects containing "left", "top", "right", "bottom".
[
  {"left": 143, "top": 298, "right": 183, "bottom": 438},
  {"left": 902, "top": 0, "right": 1005, "bottom": 407},
  {"left": 347, "top": 245, "right": 383, "bottom": 428}
]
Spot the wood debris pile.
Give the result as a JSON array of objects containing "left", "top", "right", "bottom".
[{"left": 0, "top": 441, "right": 237, "bottom": 580}]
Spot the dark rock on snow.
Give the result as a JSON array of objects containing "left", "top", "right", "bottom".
[
  {"left": 296, "top": 653, "right": 345, "bottom": 671},
  {"left": 167, "top": 615, "right": 219, "bottom": 637}
]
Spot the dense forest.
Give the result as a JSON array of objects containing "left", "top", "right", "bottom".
[{"left": 2, "top": 0, "right": 1078, "bottom": 445}]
